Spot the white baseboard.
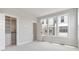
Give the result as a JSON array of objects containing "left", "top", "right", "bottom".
[{"left": 17, "top": 40, "right": 33, "bottom": 46}]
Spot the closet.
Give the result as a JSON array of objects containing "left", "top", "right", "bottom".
[{"left": 5, "top": 16, "right": 16, "bottom": 47}]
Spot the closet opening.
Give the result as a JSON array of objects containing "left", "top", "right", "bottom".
[
  {"left": 5, "top": 16, "right": 17, "bottom": 47},
  {"left": 33, "top": 23, "right": 37, "bottom": 41}
]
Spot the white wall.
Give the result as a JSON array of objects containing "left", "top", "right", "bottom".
[
  {"left": 17, "top": 16, "right": 34, "bottom": 45},
  {"left": 0, "top": 14, "right": 5, "bottom": 50},
  {"left": 0, "top": 8, "right": 37, "bottom": 50},
  {"left": 78, "top": 9, "right": 79, "bottom": 47},
  {"left": 37, "top": 9, "right": 78, "bottom": 47}
]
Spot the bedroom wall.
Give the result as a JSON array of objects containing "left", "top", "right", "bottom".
[
  {"left": 0, "top": 8, "right": 36, "bottom": 50},
  {"left": 37, "top": 9, "right": 78, "bottom": 47},
  {"left": 0, "top": 14, "right": 5, "bottom": 50},
  {"left": 78, "top": 9, "right": 79, "bottom": 47}
]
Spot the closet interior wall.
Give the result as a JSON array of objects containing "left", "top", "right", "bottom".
[{"left": 5, "top": 16, "right": 16, "bottom": 47}]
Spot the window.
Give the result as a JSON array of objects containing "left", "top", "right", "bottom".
[
  {"left": 41, "top": 19, "right": 48, "bottom": 36},
  {"left": 59, "top": 26, "right": 68, "bottom": 33},
  {"left": 48, "top": 17, "right": 56, "bottom": 36},
  {"left": 48, "top": 18, "right": 54, "bottom": 26},
  {"left": 61, "top": 16, "right": 64, "bottom": 23},
  {"left": 40, "top": 14, "right": 68, "bottom": 37},
  {"left": 49, "top": 27, "right": 55, "bottom": 35},
  {"left": 46, "top": 19, "right": 48, "bottom": 24},
  {"left": 42, "top": 20, "right": 44, "bottom": 24}
]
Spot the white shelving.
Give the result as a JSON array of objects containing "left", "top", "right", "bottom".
[{"left": 5, "top": 16, "right": 16, "bottom": 47}]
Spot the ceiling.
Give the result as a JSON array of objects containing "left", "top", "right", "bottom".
[
  {"left": 0, "top": 8, "right": 70, "bottom": 17},
  {"left": 20, "top": 8, "right": 70, "bottom": 17}
]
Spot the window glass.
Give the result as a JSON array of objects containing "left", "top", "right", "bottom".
[
  {"left": 40, "top": 14, "right": 68, "bottom": 37},
  {"left": 41, "top": 19, "right": 48, "bottom": 36},
  {"left": 48, "top": 18, "right": 54, "bottom": 26},
  {"left": 58, "top": 15, "right": 68, "bottom": 37},
  {"left": 59, "top": 26, "right": 68, "bottom": 33},
  {"left": 48, "top": 17, "right": 56, "bottom": 36},
  {"left": 61, "top": 16, "right": 64, "bottom": 23}
]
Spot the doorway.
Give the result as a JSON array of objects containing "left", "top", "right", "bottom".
[
  {"left": 5, "top": 16, "right": 17, "bottom": 47},
  {"left": 33, "top": 23, "right": 37, "bottom": 41}
]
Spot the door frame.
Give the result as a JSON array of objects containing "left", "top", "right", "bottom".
[{"left": 5, "top": 14, "right": 17, "bottom": 47}]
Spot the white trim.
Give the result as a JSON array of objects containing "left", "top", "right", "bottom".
[
  {"left": 4, "top": 14, "right": 18, "bottom": 48},
  {"left": 17, "top": 40, "right": 33, "bottom": 46},
  {"left": 4, "top": 13, "right": 17, "bottom": 18}
]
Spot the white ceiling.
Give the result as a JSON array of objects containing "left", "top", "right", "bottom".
[
  {"left": 20, "top": 8, "right": 70, "bottom": 17},
  {"left": 0, "top": 8, "right": 70, "bottom": 17}
]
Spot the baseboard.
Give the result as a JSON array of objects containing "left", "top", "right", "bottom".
[{"left": 17, "top": 40, "right": 33, "bottom": 46}]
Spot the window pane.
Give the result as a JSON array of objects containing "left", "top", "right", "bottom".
[
  {"left": 49, "top": 27, "right": 55, "bottom": 35},
  {"left": 41, "top": 19, "right": 48, "bottom": 36},
  {"left": 61, "top": 16, "right": 64, "bottom": 23},
  {"left": 48, "top": 18, "right": 54, "bottom": 26},
  {"left": 59, "top": 26, "right": 68, "bottom": 33},
  {"left": 48, "top": 17, "right": 56, "bottom": 36}
]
